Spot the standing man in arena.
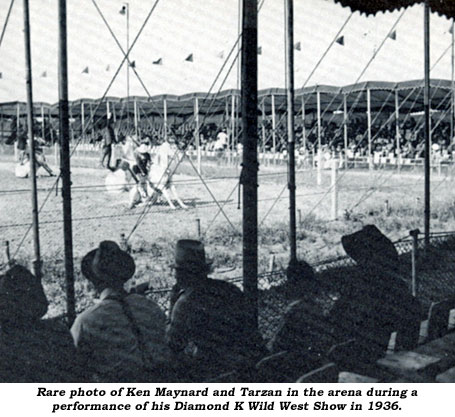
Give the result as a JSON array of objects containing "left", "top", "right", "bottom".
[{"left": 100, "top": 114, "right": 115, "bottom": 169}]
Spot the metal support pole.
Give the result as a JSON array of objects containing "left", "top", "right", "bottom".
[
  {"left": 451, "top": 20, "right": 454, "bottom": 144},
  {"left": 285, "top": 0, "right": 297, "bottom": 263},
  {"left": 194, "top": 97, "right": 201, "bottom": 174},
  {"left": 23, "top": 0, "right": 41, "bottom": 280},
  {"left": 40, "top": 105, "right": 45, "bottom": 140},
  {"left": 15, "top": 103, "right": 19, "bottom": 161},
  {"left": 241, "top": 0, "right": 258, "bottom": 328},
  {"left": 81, "top": 102, "right": 85, "bottom": 143},
  {"left": 163, "top": 98, "right": 168, "bottom": 141},
  {"left": 317, "top": 90, "right": 322, "bottom": 185},
  {"left": 301, "top": 96, "right": 306, "bottom": 154},
  {"left": 58, "top": 0, "right": 75, "bottom": 326},
  {"left": 343, "top": 94, "right": 348, "bottom": 168},
  {"left": 367, "top": 88, "right": 372, "bottom": 170},
  {"left": 331, "top": 158, "right": 338, "bottom": 220},
  {"left": 231, "top": 94, "right": 236, "bottom": 157},
  {"left": 395, "top": 88, "right": 401, "bottom": 171},
  {"left": 134, "top": 99, "right": 138, "bottom": 139},
  {"left": 424, "top": 2, "right": 431, "bottom": 248},
  {"left": 271, "top": 94, "right": 276, "bottom": 154}
]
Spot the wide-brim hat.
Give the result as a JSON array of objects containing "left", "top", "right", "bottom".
[
  {"left": 172, "top": 239, "right": 212, "bottom": 273},
  {"left": 0, "top": 264, "right": 48, "bottom": 322},
  {"left": 341, "top": 225, "right": 399, "bottom": 268},
  {"left": 81, "top": 241, "right": 135, "bottom": 286}
]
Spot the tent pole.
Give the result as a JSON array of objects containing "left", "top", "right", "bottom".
[
  {"left": 163, "top": 98, "right": 167, "bottom": 141},
  {"left": 22, "top": 0, "right": 41, "bottom": 280},
  {"left": 40, "top": 104, "right": 45, "bottom": 140},
  {"left": 317, "top": 89, "right": 322, "bottom": 185},
  {"left": 231, "top": 93, "right": 235, "bottom": 157},
  {"left": 241, "top": 0, "right": 258, "bottom": 329},
  {"left": 302, "top": 96, "right": 306, "bottom": 154},
  {"left": 343, "top": 93, "right": 348, "bottom": 168},
  {"left": 424, "top": 1, "right": 431, "bottom": 248},
  {"left": 271, "top": 94, "right": 276, "bottom": 154},
  {"left": 367, "top": 87, "right": 372, "bottom": 170},
  {"left": 395, "top": 88, "right": 401, "bottom": 171},
  {"left": 195, "top": 97, "right": 201, "bottom": 174},
  {"left": 451, "top": 20, "right": 454, "bottom": 144},
  {"left": 134, "top": 98, "right": 138, "bottom": 139},
  {"left": 81, "top": 102, "right": 85, "bottom": 143},
  {"left": 285, "top": 0, "right": 297, "bottom": 263},
  {"left": 58, "top": 0, "right": 75, "bottom": 325}
]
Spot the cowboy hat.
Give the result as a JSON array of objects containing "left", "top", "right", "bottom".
[
  {"left": 81, "top": 241, "right": 135, "bottom": 286},
  {"left": 0, "top": 264, "right": 48, "bottom": 323},
  {"left": 341, "top": 225, "right": 398, "bottom": 268},
  {"left": 172, "top": 239, "right": 212, "bottom": 273}
]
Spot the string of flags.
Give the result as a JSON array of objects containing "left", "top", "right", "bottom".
[
  {"left": 388, "top": 30, "right": 397, "bottom": 41},
  {"left": 336, "top": 35, "right": 344, "bottom": 45}
]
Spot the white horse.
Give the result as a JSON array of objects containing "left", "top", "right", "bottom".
[{"left": 124, "top": 141, "right": 187, "bottom": 210}]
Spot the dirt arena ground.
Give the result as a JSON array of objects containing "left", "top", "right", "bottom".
[{"left": 1, "top": 154, "right": 455, "bottom": 316}]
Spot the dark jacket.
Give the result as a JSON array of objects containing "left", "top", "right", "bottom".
[{"left": 167, "top": 277, "right": 266, "bottom": 376}]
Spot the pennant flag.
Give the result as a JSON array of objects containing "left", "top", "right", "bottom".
[
  {"left": 153, "top": 58, "right": 162, "bottom": 65},
  {"left": 449, "top": 25, "right": 454, "bottom": 35},
  {"left": 41, "top": 71, "right": 47, "bottom": 77},
  {"left": 257, "top": 46, "right": 262, "bottom": 55},
  {"left": 130, "top": 60, "right": 136, "bottom": 68},
  {"left": 294, "top": 41, "right": 301, "bottom": 51},
  {"left": 119, "top": 5, "right": 126, "bottom": 15},
  {"left": 82, "top": 66, "right": 89, "bottom": 74},
  {"left": 185, "top": 54, "right": 193, "bottom": 62},
  {"left": 388, "top": 30, "right": 396, "bottom": 40},
  {"left": 217, "top": 50, "right": 224, "bottom": 59},
  {"left": 106, "top": 65, "right": 110, "bottom": 71},
  {"left": 336, "top": 36, "right": 344, "bottom": 46}
]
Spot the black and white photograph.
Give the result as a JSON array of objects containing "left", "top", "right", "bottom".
[{"left": 2, "top": 0, "right": 455, "bottom": 397}]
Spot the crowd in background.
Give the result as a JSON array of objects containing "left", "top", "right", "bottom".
[{"left": 2, "top": 113, "right": 454, "bottom": 163}]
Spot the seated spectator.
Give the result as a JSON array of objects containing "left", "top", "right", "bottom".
[
  {"left": 329, "top": 225, "right": 423, "bottom": 364},
  {"left": 0, "top": 264, "right": 79, "bottom": 382},
  {"left": 71, "top": 241, "right": 172, "bottom": 382},
  {"left": 166, "top": 240, "right": 267, "bottom": 381}
]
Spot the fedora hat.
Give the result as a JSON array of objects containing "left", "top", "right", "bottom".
[
  {"left": 172, "top": 239, "right": 212, "bottom": 273},
  {"left": 81, "top": 241, "right": 135, "bottom": 286},
  {"left": 341, "top": 225, "right": 398, "bottom": 267},
  {"left": 0, "top": 264, "right": 48, "bottom": 323}
]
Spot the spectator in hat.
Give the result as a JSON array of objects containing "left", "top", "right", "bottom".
[
  {"left": 0, "top": 264, "right": 79, "bottom": 382},
  {"left": 166, "top": 239, "right": 267, "bottom": 381},
  {"left": 329, "top": 225, "right": 423, "bottom": 364},
  {"left": 71, "top": 241, "right": 172, "bottom": 382}
]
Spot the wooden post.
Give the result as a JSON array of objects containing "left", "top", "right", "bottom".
[
  {"left": 231, "top": 94, "right": 236, "bottom": 159},
  {"left": 81, "top": 101, "right": 85, "bottom": 143},
  {"left": 58, "top": 0, "right": 76, "bottom": 325},
  {"left": 23, "top": 0, "right": 41, "bottom": 280},
  {"left": 15, "top": 103, "right": 19, "bottom": 161},
  {"left": 301, "top": 95, "right": 306, "bottom": 155},
  {"left": 261, "top": 98, "right": 266, "bottom": 152},
  {"left": 134, "top": 98, "right": 138, "bottom": 139},
  {"left": 40, "top": 104, "right": 45, "bottom": 141}
]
